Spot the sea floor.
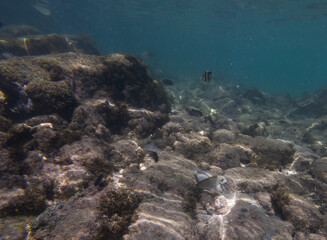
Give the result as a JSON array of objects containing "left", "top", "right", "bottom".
[{"left": 0, "top": 30, "right": 326, "bottom": 240}]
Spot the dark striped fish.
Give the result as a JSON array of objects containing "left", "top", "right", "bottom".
[{"left": 200, "top": 70, "right": 213, "bottom": 82}]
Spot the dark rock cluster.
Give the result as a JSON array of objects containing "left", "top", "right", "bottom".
[
  {"left": 0, "top": 47, "right": 172, "bottom": 239},
  {"left": 0, "top": 32, "right": 327, "bottom": 240}
]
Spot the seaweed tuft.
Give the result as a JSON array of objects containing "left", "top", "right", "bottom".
[
  {"left": 182, "top": 187, "right": 199, "bottom": 219},
  {"left": 270, "top": 183, "right": 290, "bottom": 218},
  {"left": 96, "top": 188, "right": 143, "bottom": 240}
]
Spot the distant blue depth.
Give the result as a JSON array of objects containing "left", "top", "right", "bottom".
[{"left": 1, "top": 0, "right": 327, "bottom": 95}]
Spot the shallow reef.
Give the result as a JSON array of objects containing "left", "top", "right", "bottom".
[{"left": 0, "top": 38, "right": 327, "bottom": 239}]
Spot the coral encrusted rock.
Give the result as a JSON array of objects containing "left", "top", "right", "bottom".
[{"left": 0, "top": 53, "right": 171, "bottom": 120}]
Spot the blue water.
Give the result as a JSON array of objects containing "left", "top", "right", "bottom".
[{"left": 1, "top": 0, "right": 327, "bottom": 95}]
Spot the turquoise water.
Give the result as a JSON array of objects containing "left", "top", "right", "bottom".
[{"left": 2, "top": 0, "right": 327, "bottom": 95}]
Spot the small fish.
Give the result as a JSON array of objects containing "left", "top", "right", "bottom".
[
  {"left": 144, "top": 142, "right": 162, "bottom": 153},
  {"left": 32, "top": 0, "right": 51, "bottom": 16},
  {"left": 193, "top": 169, "right": 227, "bottom": 191},
  {"left": 162, "top": 79, "right": 174, "bottom": 86},
  {"left": 196, "top": 176, "right": 220, "bottom": 190},
  {"left": 142, "top": 50, "right": 153, "bottom": 58},
  {"left": 147, "top": 150, "right": 159, "bottom": 162},
  {"left": 185, "top": 107, "right": 203, "bottom": 117},
  {"left": 200, "top": 70, "right": 213, "bottom": 82},
  {"left": 193, "top": 170, "right": 212, "bottom": 182},
  {"left": 94, "top": 173, "right": 104, "bottom": 186}
]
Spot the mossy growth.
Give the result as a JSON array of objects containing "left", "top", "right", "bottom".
[
  {"left": 182, "top": 187, "right": 200, "bottom": 219},
  {"left": 37, "top": 60, "right": 65, "bottom": 81},
  {"left": 238, "top": 181, "right": 250, "bottom": 193},
  {"left": 98, "top": 103, "right": 130, "bottom": 135},
  {"left": 104, "top": 56, "right": 172, "bottom": 113},
  {"left": 251, "top": 137, "right": 295, "bottom": 170},
  {"left": 96, "top": 188, "right": 143, "bottom": 240},
  {"left": 4, "top": 124, "right": 34, "bottom": 162},
  {"left": 25, "top": 80, "right": 77, "bottom": 119},
  {"left": 0, "top": 115, "right": 12, "bottom": 132},
  {"left": 82, "top": 156, "right": 115, "bottom": 178},
  {"left": 49, "top": 65, "right": 65, "bottom": 81},
  {"left": 4, "top": 186, "right": 47, "bottom": 216},
  {"left": 148, "top": 175, "right": 171, "bottom": 194},
  {"left": 55, "top": 128, "right": 82, "bottom": 148},
  {"left": 302, "top": 132, "right": 316, "bottom": 144},
  {"left": 30, "top": 201, "right": 64, "bottom": 233},
  {"left": 0, "top": 89, "right": 7, "bottom": 115},
  {"left": 21, "top": 186, "right": 47, "bottom": 215},
  {"left": 128, "top": 113, "right": 170, "bottom": 138},
  {"left": 5, "top": 123, "right": 34, "bottom": 147},
  {"left": 270, "top": 183, "right": 290, "bottom": 218}
]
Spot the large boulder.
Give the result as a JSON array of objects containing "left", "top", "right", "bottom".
[{"left": 0, "top": 53, "right": 171, "bottom": 120}]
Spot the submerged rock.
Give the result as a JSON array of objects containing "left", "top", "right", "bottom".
[
  {"left": 0, "top": 33, "right": 99, "bottom": 57},
  {"left": 242, "top": 121, "right": 269, "bottom": 137},
  {"left": 290, "top": 87, "right": 327, "bottom": 118},
  {"left": 0, "top": 24, "right": 40, "bottom": 39},
  {"left": 0, "top": 53, "right": 171, "bottom": 120},
  {"left": 243, "top": 88, "right": 266, "bottom": 105},
  {"left": 1, "top": 46, "right": 327, "bottom": 239},
  {"left": 311, "top": 158, "right": 327, "bottom": 184},
  {"left": 0, "top": 52, "right": 172, "bottom": 236},
  {"left": 206, "top": 143, "right": 252, "bottom": 170},
  {"left": 250, "top": 137, "right": 295, "bottom": 170}
]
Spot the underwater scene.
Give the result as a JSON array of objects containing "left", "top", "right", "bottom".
[{"left": 0, "top": 0, "right": 327, "bottom": 239}]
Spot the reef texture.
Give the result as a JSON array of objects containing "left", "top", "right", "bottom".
[
  {"left": 0, "top": 26, "right": 99, "bottom": 58},
  {"left": 0, "top": 50, "right": 327, "bottom": 240}
]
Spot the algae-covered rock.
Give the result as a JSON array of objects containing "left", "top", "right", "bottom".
[
  {"left": 65, "top": 35, "right": 99, "bottom": 55},
  {"left": 311, "top": 158, "right": 327, "bottom": 184},
  {"left": 103, "top": 54, "right": 172, "bottom": 113},
  {"left": 242, "top": 121, "right": 269, "bottom": 137},
  {"left": 279, "top": 193, "right": 325, "bottom": 234},
  {"left": 0, "top": 32, "right": 99, "bottom": 57},
  {"left": 3, "top": 42, "right": 327, "bottom": 240},
  {"left": 0, "top": 25, "right": 40, "bottom": 39},
  {"left": 294, "top": 88, "right": 327, "bottom": 118},
  {"left": 30, "top": 190, "right": 99, "bottom": 240},
  {"left": 243, "top": 88, "right": 267, "bottom": 105},
  {"left": 173, "top": 132, "right": 212, "bottom": 160},
  {"left": 206, "top": 143, "right": 252, "bottom": 170},
  {"left": 250, "top": 137, "right": 295, "bottom": 170},
  {"left": 25, "top": 79, "right": 77, "bottom": 118},
  {"left": 97, "top": 188, "right": 143, "bottom": 240},
  {"left": 0, "top": 53, "right": 171, "bottom": 121},
  {"left": 0, "top": 216, "right": 33, "bottom": 240}
]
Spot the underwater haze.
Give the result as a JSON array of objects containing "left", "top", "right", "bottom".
[
  {"left": 2, "top": 1, "right": 327, "bottom": 239},
  {"left": 2, "top": 0, "right": 327, "bottom": 95}
]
